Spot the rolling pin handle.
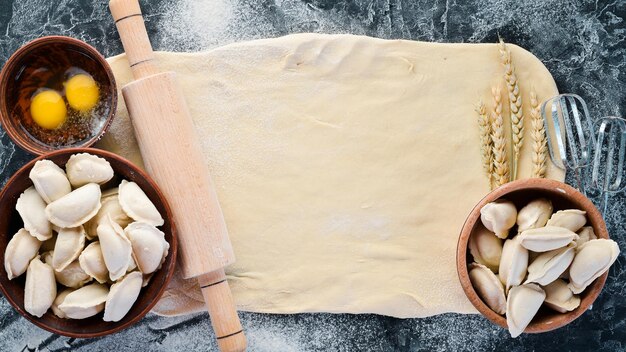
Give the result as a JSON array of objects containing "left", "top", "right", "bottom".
[
  {"left": 109, "top": 0, "right": 159, "bottom": 79},
  {"left": 198, "top": 270, "right": 247, "bottom": 352}
]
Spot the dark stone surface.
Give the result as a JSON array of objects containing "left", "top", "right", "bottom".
[{"left": 0, "top": 0, "right": 624, "bottom": 351}]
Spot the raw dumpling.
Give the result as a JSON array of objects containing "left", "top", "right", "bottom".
[
  {"left": 98, "top": 215, "right": 133, "bottom": 281},
  {"left": 125, "top": 222, "right": 169, "bottom": 274},
  {"left": 546, "top": 209, "right": 587, "bottom": 232},
  {"left": 506, "top": 284, "right": 545, "bottom": 338},
  {"left": 480, "top": 199, "right": 517, "bottom": 239},
  {"left": 52, "top": 226, "right": 86, "bottom": 271},
  {"left": 4, "top": 228, "right": 41, "bottom": 280},
  {"left": 79, "top": 242, "right": 109, "bottom": 284},
  {"left": 118, "top": 180, "right": 164, "bottom": 226},
  {"left": 524, "top": 243, "right": 576, "bottom": 286},
  {"left": 45, "top": 183, "right": 102, "bottom": 228},
  {"left": 43, "top": 253, "right": 92, "bottom": 289},
  {"left": 55, "top": 261, "right": 92, "bottom": 288},
  {"left": 568, "top": 239, "right": 620, "bottom": 294},
  {"left": 544, "top": 279, "right": 580, "bottom": 313},
  {"left": 16, "top": 186, "right": 52, "bottom": 241},
  {"left": 85, "top": 195, "right": 132, "bottom": 240},
  {"left": 24, "top": 256, "right": 56, "bottom": 318},
  {"left": 468, "top": 263, "right": 506, "bottom": 314},
  {"left": 58, "top": 283, "right": 109, "bottom": 319},
  {"left": 29, "top": 159, "right": 71, "bottom": 203},
  {"left": 65, "top": 153, "right": 114, "bottom": 187},
  {"left": 518, "top": 226, "right": 579, "bottom": 252},
  {"left": 516, "top": 198, "right": 552, "bottom": 233},
  {"left": 498, "top": 235, "right": 528, "bottom": 292},
  {"left": 468, "top": 225, "right": 502, "bottom": 273},
  {"left": 575, "top": 226, "right": 597, "bottom": 248},
  {"left": 104, "top": 271, "right": 143, "bottom": 322},
  {"left": 51, "top": 288, "right": 75, "bottom": 319}
]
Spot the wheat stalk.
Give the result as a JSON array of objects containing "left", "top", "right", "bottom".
[
  {"left": 491, "top": 86, "right": 509, "bottom": 186},
  {"left": 499, "top": 38, "right": 524, "bottom": 180},
  {"left": 529, "top": 88, "right": 547, "bottom": 178},
  {"left": 476, "top": 100, "right": 494, "bottom": 189}
]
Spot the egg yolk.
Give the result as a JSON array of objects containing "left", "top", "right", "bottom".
[
  {"left": 30, "top": 90, "right": 67, "bottom": 130},
  {"left": 64, "top": 73, "right": 99, "bottom": 112}
]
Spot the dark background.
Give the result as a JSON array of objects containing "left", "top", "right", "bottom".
[{"left": 0, "top": 0, "right": 624, "bottom": 351}]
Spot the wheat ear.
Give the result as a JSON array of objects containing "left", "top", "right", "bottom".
[
  {"left": 491, "top": 86, "right": 509, "bottom": 187},
  {"left": 530, "top": 88, "right": 547, "bottom": 178},
  {"left": 499, "top": 39, "right": 524, "bottom": 180},
  {"left": 476, "top": 100, "right": 494, "bottom": 189}
]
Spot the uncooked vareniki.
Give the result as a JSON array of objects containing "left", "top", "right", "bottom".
[
  {"left": 45, "top": 183, "right": 102, "bottom": 228},
  {"left": 52, "top": 226, "right": 86, "bottom": 272},
  {"left": 79, "top": 242, "right": 109, "bottom": 284},
  {"left": 498, "top": 235, "right": 528, "bottom": 292},
  {"left": 24, "top": 256, "right": 56, "bottom": 318},
  {"left": 575, "top": 226, "right": 597, "bottom": 248},
  {"left": 16, "top": 186, "right": 52, "bottom": 241},
  {"left": 43, "top": 251, "right": 92, "bottom": 289},
  {"left": 468, "top": 225, "right": 502, "bottom": 273},
  {"left": 125, "top": 222, "right": 169, "bottom": 274},
  {"left": 518, "top": 226, "right": 578, "bottom": 252},
  {"left": 543, "top": 279, "right": 580, "bottom": 313},
  {"left": 29, "top": 159, "right": 72, "bottom": 203},
  {"left": 58, "top": 283, "right": 109, "bottom": 319},
  {"left": 480, "top": 200, "right": 517, "bottom": 239},
  {"left": 516, "top": 198, "right": 552, "bottom": 233},
  {"left": 468, "top": 263, "right": 506, "bottom": 314},
  {"left": 103, "top": 271, "right": 143, "bottom": 322},
  {"left": 4, "top": 228, "right": 41, "bottom": 280},
  {"left": 524, "top": 243, "right": 576, "bottom": 286},
  {"left": 51, "top": 288, "right": 75, "bottom": 319},
  {"left": 546, "top": 209, "right": 587, "bottom": 233},
  {"left": 568, "top": 239, "right": 619, "bottom": 294},
  {"left": 506, "top": 283, "right": 545, "bottom": 338},
  {"left": 118, "top": 180, "right": 164, "bottom": 227},
  {"left": 65, "top": 153, "right": 114, "bottom": 187},
  {"left": 97, "top": 215, "right": 132, "bottom": 281},
  {"left": 85, "top": 195, "right": 132, "bottom": 240}
]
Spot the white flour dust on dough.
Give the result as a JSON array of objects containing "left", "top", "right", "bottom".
[{"left": 151, "top": 0, "right": 366, "bottom": 53}]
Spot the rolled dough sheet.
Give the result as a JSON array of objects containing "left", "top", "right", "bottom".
[{"left": 100, "top": 34, "right": 564, "bottom": 318}]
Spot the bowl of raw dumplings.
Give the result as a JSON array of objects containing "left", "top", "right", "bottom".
[
  {"left": 457, "top": 178, "right": 617, "bottom": 338},
  {"left": 0, "top": 147, "right": 177, "bottom": 337}
]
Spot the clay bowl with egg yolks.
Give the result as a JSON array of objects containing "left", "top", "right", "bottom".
[
  {"left": 457, "top": 178, "right": 610, "bottom": 335},
  {"left": 0, "top": 148, "right": 177, "bottom": 338},
  {"left": 0, "top": 36, "right": 117, "bottom": 155}
]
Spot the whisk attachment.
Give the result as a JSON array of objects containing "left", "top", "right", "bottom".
[
  {"left": 541, "top": 94, "right": 596, "bottom": 194},
  {"left": 590, "top": 116, "right": 626, "bottom": 215}
]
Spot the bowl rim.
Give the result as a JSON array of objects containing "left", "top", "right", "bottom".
[
  {"left": 0, "top": 147, "right": 177, "bottom": 338},
  {"left": 0, "top": 35, "right": 118, "bottom": 156},
  {"left": 456, "top": 178, "right": 609, "bottom": 334}
]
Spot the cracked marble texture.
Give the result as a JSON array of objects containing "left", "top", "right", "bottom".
[{"left": 0, "top": 0, "right": 625, "bottom": 351}]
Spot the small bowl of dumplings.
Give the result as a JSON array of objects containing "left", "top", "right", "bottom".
[
  {"left": 457, "top": 178, "right": 619, "bottom": 338},
  {"left": 0, "top": 148, "right": 177, "bottom": 337}
]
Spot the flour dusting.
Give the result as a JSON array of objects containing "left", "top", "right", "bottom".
[{"left": 151, "top": 0, "right": 367, "bottom": 53}]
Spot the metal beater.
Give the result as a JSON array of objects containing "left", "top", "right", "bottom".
[
  {"left": 541, "top": 94, "right": 596, "bottom": 195},
  {"left": 590, "top": 116, "right": 626, "bottom": 214}
]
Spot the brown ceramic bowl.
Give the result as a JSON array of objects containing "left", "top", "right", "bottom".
[
  {"left": 0, "top": 36, "right": 117, "bottom": 155},
  {"left": 0, "top": 148, "right": 177, "bottom": 338},
  {"left": 457, "top": 178, "right": 609, "bottom": 335}
]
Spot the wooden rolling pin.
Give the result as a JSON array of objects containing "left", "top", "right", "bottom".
[{"left": 109, "top": 1, "right": 246, "bottom": 351}]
